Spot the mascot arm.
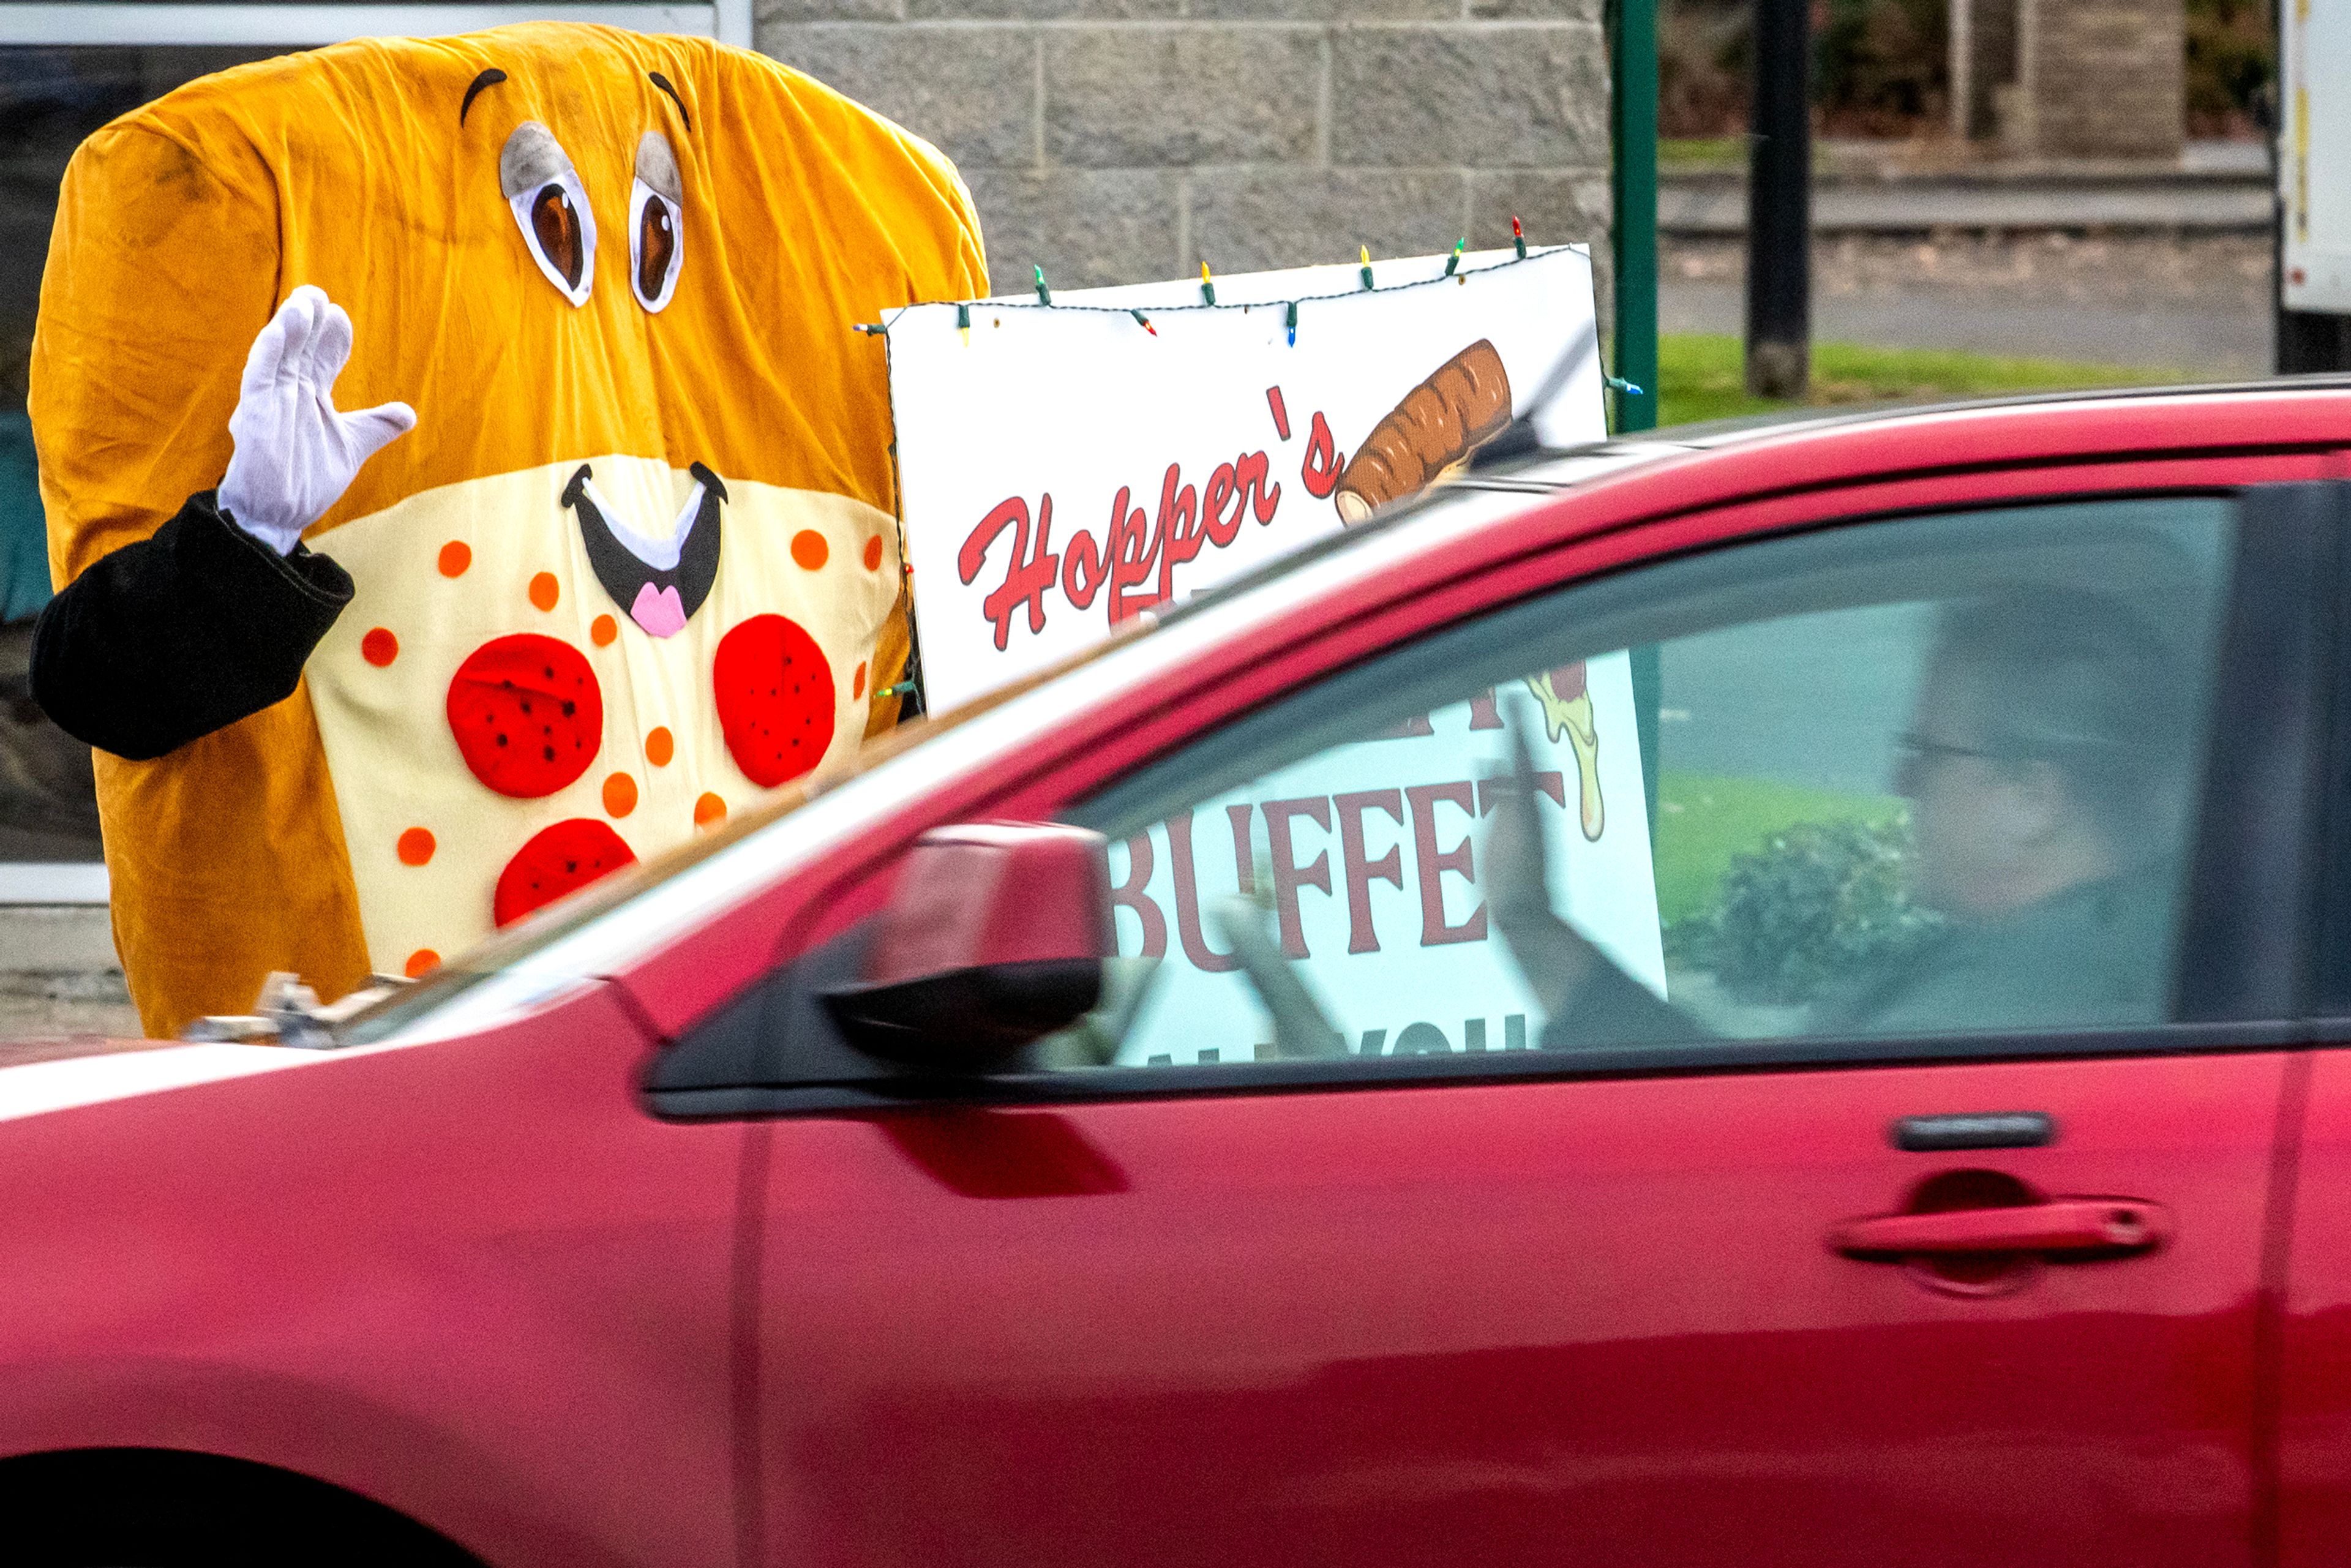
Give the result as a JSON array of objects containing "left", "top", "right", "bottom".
[
  {"left": 31, "top": 121, "right": 407, "bottom": 761},
  {"left": 29, "top": 489, "right": 353, "bottom": 760}
]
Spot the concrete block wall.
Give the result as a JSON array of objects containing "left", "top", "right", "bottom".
[
  {"left": 756, "top": 1, "right": 1614, "bottom": 314},
  {"left": 1951, "top": 0, "right": 2185, "bottom": 160},
  {"left": 1949, "top": 0, "right": 2017, "bottom": 143},
  {"left": 2028, "top": 0, "right": 2184, "bottom": 160}
]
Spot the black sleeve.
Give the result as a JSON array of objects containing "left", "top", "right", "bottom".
[
  {"left": 1540, "top": 956, "right": 1710, "bottom": 1049},
  {"left": 29, "top": 491, "right": 352, "bottom": 760}
]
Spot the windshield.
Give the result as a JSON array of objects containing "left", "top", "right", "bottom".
[
  {"left": 333, "top": 456, "right": 1637, "bottom": 1048},
  {"left": 332, "top": 607, "right": 1171, "bottom": 1044}
]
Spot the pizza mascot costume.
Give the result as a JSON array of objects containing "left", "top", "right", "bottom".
[{"left": 28, "top": 24, "right": 984, "bottom": 1037}]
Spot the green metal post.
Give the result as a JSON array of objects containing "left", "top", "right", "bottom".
[
  {"left": 1610, "top": 0, "right": 1663, "bottom": 842},
  {"left": 1610, "top": 0, "right": 1659, "bottom": 435}
]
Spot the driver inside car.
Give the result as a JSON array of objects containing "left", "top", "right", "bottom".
[{"left": 1488, "top": 587, "right": 2192, "bottom": 1047}]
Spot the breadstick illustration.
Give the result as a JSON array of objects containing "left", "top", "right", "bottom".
[
  {"left": 1526, "top": 661, "right": 1603, "bottom": 841},
  {"left": 1333, "top": 339, "right": 1513, "bottom": 523}
]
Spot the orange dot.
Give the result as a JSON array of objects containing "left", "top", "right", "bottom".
[
  {"left": 529, "top": 572, "right": 560, "bottom": 610},
  {"left": 853, "top": 661, "right": 868, "bottom": 700},
  {"left": 396, "top": 827, "right": 436, "bottom": 866},
  {"left": 791, "top": 530, "right": 829, "bottom": 570},
  {"left": 591, "top": 613, "right": 617, "bottom": 647},
  {"left": 694, "top": 792, "right": 727, "bottom": 828},
  {"left": 403, "top": 948, "right": 441, "bottom": 978},
  {"left": 438, "top": 541, "right": 472, "bottom": 577},
  {"left": 602, "top": 771, "right": 639, "bottom": 818},
  {"left": 645, "top": 726, "right": 675, "bottom": 767},
  {"left": 361, "top": 628, "right": 399, "bottom": 667},
  {"left": 863, "top": 536, "right": 885, "bottom": 571}
]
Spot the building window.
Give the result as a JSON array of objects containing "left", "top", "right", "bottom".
[{"left": 0, "top": 6, "right": 740, "bottom": 902}]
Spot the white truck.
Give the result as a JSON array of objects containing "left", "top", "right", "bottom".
[{"left": 2281, "top": 0, "right": 2351, "bottom": 364}]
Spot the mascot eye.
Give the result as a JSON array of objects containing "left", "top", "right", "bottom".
[
  {"left": 500, "top": 122, "right": 597, "bottom": 308},
  {"left": 637, "top": 194, "right": 675, "bottom": 301},
  {"left": 533, "top": 184, "right": 585, "bottom": 287},
  {"left": 629, "top": 130, "right": 684, "bottom": 313}
]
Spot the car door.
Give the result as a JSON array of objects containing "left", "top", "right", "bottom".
[{"left": 735, "top": 484, "right": 2323, "bottom": 1568}]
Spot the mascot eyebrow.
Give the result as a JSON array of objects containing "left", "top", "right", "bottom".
[
  {"left": 648, "top": 71, "right": 692, "bottom": 132},
  {"left": 458, "top": 67, "right": 689, "bottom": 133},
  {"left": 459, "top": 67, "right": 507, "bottom": 124}
]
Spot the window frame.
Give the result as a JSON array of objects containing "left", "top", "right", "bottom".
[
  {"left": 2301, "top": 480, "right": 2351, "bottom": 1024},
  {"left": 650, "top": 479, "right": 2340, "bottom": 1119},
  {"left": 0, "top": 3, "right": 748, "bottom": 50}
]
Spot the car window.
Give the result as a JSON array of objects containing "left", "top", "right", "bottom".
[{"left": 1052, "top": 497, "right": 2239, "bottom": 1068}]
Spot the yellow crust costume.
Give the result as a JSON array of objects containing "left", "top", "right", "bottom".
[{"left": 30, "top": 24, "right": 985, "bottom": 1037}]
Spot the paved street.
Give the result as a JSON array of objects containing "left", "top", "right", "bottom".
[{"left": 1661, "top": 231, "right": 2276, "bottom": 377}]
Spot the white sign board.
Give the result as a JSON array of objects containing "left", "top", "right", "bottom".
[
  {"left": 885, "top": 247, "right": 1663, "bottom": 1051},
  {"left": 1104, "top": 659, "right": 1667, "bottom": 1064},
  {"left": 885, "top": 244, "right": 1607, "bottom": 713}
]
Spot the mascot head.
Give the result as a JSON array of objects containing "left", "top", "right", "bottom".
[{"left": 34, "top": 24, "right": 985, "bottom": 1030}]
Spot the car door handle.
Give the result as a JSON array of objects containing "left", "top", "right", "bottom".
[{"left": 1830, "top": 1199, "right": 2171, "bottom": 1260}]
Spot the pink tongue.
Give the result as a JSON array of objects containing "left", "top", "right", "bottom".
[{"left": 630, "top": 583, "right": 688, "bottom": 639}]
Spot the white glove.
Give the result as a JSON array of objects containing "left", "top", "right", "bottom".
[{"left": 217, "top": 285, "right": 416, "bottom": 555}]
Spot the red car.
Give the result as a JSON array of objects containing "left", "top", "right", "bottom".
[{"left": 7, "top": 380, "right": 2351, "bottom": 1568}]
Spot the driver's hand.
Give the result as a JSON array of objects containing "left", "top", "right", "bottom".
[
  {"left": 1485, "top": 701, "right": 1554, "bottom": 921},
  {"left": 1487, "top": 696, "right": 1600, "bottom": 1015}
]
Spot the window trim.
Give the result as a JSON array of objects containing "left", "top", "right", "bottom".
[
  {"left": 654, "top": 1019, "right": 2320, "bottom": 1122},
  {"left": 646, "top": 483, "right": 2332, "bottom": 1117},
  {"left": 2178, "top": 481, "right": 2342, "bottom": 1023},
  {"left": 0, "top": 3, "right": 748, "bottom": 49},
  {"left": 0, "top": 863, "right": 107, "bottom": 905},
  {"left": 2306, "top": 482, "right": 2351, "bottom": 1016}
]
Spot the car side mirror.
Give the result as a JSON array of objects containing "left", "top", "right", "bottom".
[{"left": 822, "top": 822, "right": 1113, "bottom": 1071}]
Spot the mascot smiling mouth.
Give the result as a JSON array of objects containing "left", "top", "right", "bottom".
[{"left": 563, "top": 459, "right": 726, "bottom": 636}]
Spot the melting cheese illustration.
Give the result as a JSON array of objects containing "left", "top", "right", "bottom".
[
  {"left": 30, "top": 24, "right": 984, "bottom": 1034},
  {"left": 1526, "top": 663, "right": 1603, "bottom": 841},
  {"left": 1327, "top": 340, "right": 1607, "bottom": 844}
]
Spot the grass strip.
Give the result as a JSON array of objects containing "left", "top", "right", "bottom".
[
  {"left": 1652, "top": 768, "right": 1906, "bottom": 927},
  {"left": 1655, "top": 332, "right": 2191, "bottom": 428}
]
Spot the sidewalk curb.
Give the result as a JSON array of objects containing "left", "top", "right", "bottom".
[{"left": 1662, "top": 174, "right": 2274, "bottom": 236}]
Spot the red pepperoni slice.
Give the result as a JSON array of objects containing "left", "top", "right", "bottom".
[
  {"left": 493, "top": 818, "right": 637, "bottom": 927},
  {"left": 1549, "top": 661, "right": 1588, "bottom": 703},
  {"left": 713, "top": 614, "right": 836, "bottom": 788},
  {"left": 448, "top": 634, "right": 603, "bottom": 798}
]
